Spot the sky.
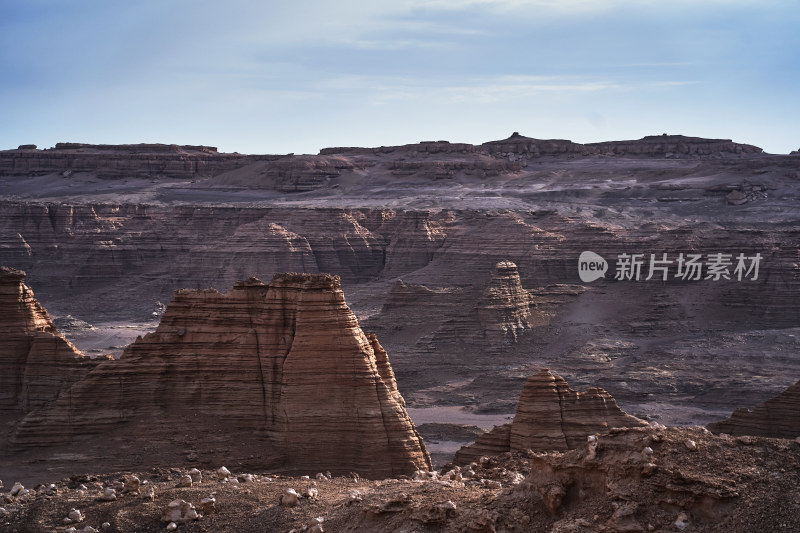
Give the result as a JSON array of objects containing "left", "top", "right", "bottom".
[{"left": 1, "top": 0, "right": 798, "bottom": 155}]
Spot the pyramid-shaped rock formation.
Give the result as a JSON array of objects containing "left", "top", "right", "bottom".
[
  {"left": 454, "top": 369, "right": 646, "bottom": 464},
  {"left": 0, "top": 267, "right": 104, "bottom": 415},
  {"left": 707, "top": 379, "right": 800, "bottom": 438},
  {"left": 10, "top": 273, "right": 430, "bottom": 477}
]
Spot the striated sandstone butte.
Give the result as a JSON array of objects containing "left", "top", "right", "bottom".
[
  {"left": 0, "top": 266, "right": 104, "bottom": 415},
  {"left": 10, "top": 273, "right": 430, "bottom": 478},
  {"left": 707, "top": 379, "right": 800, "bottom": 438},
  {"left": 454, "top": 369, "right": 647, "bottom": 464}
]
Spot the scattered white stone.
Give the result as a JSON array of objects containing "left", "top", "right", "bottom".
[
  {"left": 684, "top": 439, "right": 698, "bottom": 451},
  {"left": 347, "top": 490, "right": 362, "bottom": 505},
  {"left": 10, "top": 482, "right": 24, "bottom": 497},
  {"left": 142, "top": 485, "right": 156, "bottom": 501},
  {"left": 586, "top": 435, "right": 598, "bottom": 461},
  {"left": 642, "top": 463, "right": 657, "bottom": 476},
  {"left": 161, "top": 499, "right": 199, "bottom": 523},
  {"left": 303, "top": 486, "right": 319, "bottom": 499},
  {"left": 123, "top": 476, "right": 140, "bottom": 493},
  {"left": 238, "top": 474, "right": 255, "bottom": 483},
  {"left": 77, "top": 526, "right": 99, "bottom": 533},
  {"left": 199, "top": 496, "right": 216, "bottom": 514},
  {"left": 462, "top": 466, "right": 475, "bottom": 478},
  {"left": 216, "top": 466, "right": 231, "bottom": 479},
  {"left": 177, "top": 475, "right": 193, "bottom": 488},
  {"left": 101, "top": 523, "right": 111, "bottom": 530},
  {"left": 166, "top": 522, "right": 178, "bottom": 531},
  {"left": 0, "top": 507, "right": 9, "bottom": 519},
  {"left": 642, "top": 446, "right": 654, "bottom": 459},
  {"left": 98, "top": 487, "right": 117, "bottom": 501},
  {"left": 188, "top": 468, "right": 202, "bottom": 483},
  {"left": 300, "top": 475, "right": 310, "bottom": 480},
  {"left": 479, "top": 456, "right": 491, "bottom": 466},
  {"left": 316, "top": 472, "right": 329, "bottom": 481},
  {"left": 68, "top": 508, "right": 84, "bottom": 522},
  {"left": 675, "top": 511, "right": 690, "bottom": 530},
  {"left": 279, "top": 489, "right": 300, "bottom": 507},
  {"left": 65, "top": 528, "right": 77, "bottom": 533},
  {"left": 412, "top": 470, "right": 439, "bottom": 481},
  {"left": 0, "top": 480, "right": 3, "bottom": 489},
  {"left": 510, "top": 473, "right": 525, "bottom": 485}
]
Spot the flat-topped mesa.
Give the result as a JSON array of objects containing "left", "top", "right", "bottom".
[
  {"left": 477, "top": 261, "right": 534, "bottom": 344},
  {"left": 11, "top": 272, "right": 430, "bottom": 478},
  {"left": 454, "top": 369, "right": 646, "bottom": 464},
  {"left": 481, "top": 132, "right": 764, "bottom": 158},
  {"left": 0, "top": 267, "right": 103, "bottom": 413},
  {"left": 707, "top": 379, "right": 800, "bottom": 438}
]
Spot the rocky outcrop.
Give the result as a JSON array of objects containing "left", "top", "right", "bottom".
[
  {"left": 707, "top": 379, "right": 800, "bottom": 438},
  {"left": 418, "top": 261, "right": 535, "bottom": 356},
  {"left": 10, "top": 273, "right": 430, "bottom": 478},
  {"left": 0, "top": 267, "right": 103, "bottom": 413},
  {"left": 476, "top": 261, "right": 534, "bottom": 344},
  {"left": 454, "top": 369, "right": 646, "bottom": 464}
]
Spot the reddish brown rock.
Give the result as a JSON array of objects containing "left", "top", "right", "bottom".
[
  {"left": 0, "top": 266, "right": 103, "bottom": 414},
  {"left": 11, "top": 273, "right": 430, "bottom": 477},
  {"left": 454, "top": 369, "right": 646, "bottom": 464},
  {"left": 707, "top": 379, "right": 800, "bottom": 438}
]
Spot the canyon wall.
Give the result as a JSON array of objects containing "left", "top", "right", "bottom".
[
  {"left": 0, "top": 267, "right": 104, "bottom": 415},
  {"left": 707, "top": 380, "right": 800, "bottom": 438}
]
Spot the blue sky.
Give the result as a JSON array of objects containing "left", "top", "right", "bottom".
[{"left": 1, "top": 0, "right": 798, "bottom": 154}]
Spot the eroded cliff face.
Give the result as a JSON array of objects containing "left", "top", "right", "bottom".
[
  {"left": 707, "top": 379, "right": 800, "bottom": 438},
  {"left": 0, "top": 267, "right": 104, "bottom": 414},
  {"left": 454, "top": 369, "right": 646, "bottom": 464},
  {"left": 10, "top": 273, "right": 430, "bottom": 478}
]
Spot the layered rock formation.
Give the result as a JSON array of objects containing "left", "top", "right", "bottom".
[
  {"left": 707, "top": 379, "right": 800, "bottom": 438},
  {"left": 0, "top": 267, "right": 103, "bottom": 414},
  {"left": 10, "top": 273, "right": 430, "bottom": 478},
  {"left": 454, "top": 369, "right": 647, "bottom": 464}
]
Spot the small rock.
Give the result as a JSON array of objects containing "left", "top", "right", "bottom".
[
  {"left": 0, "top": 507, "right": 9, "bottom": 519},
  {"left": 309, "top": 516, "right": 325, "bottom": 533},
  {"left": 123, "top": 476, "right": 140, "bottom": 494},
  {"left": 69, "top": 508, "right": 84, "bottom": 522},
  {"left": 142, "top": 485, "right": 156, "bottom": 500},
  {"left": 238, "top": 474, "right": 255, "bottom": 483},
  {"left": 642, "top": 446, "right": 654, "bottom": 459},
  {"left": 316, "top": 472, "right": 329, "bottom": 480},
  {"left": 684, "top": 440, "right": 697, "bottom": 451},
  {"left": 412, "top": 470, "right": 439, "bottom": 481},
  {"left": 199, "top": 496, "right": 216, "bottom": 514},
  {"left": 216, "top": 466, "right": 231, "bottom": 479},
  {"left": 10, "top": 482, "right": 24, "bottom": 497},
  {"left": 166, "top": 523, "right": 178, "bottom": 531},
  {"left": 675, "top": 511, "right": 690, "bottom": 530},
  {"left": 161, "top": 499, "right": 199, "bottom": 523},
  {"left": 303, "top": 486, "right": 319, "bottom": 499},
  {"left": 98, "top": 487, "right": 117, "bottom": 501},
  {"left": 280, "top": 488, "right": 300, "bottom": 507},
  {"left": 188, "top": 468, "right": 202, "bottom": 483},
  {"left": 347, "top": 490, "right": 363, "bottom": 505},
  {"left": 481, "top": 479, "right": 502, "bottom": 489},
  {"left": 102, "top": 523, "right": 111, "bottom": 530},
  {"left": 300, "top": 475, "right": 310, "bottom": 480},
  {"left": 177, "top": 475, "right": 193, "bottom": 488}
]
